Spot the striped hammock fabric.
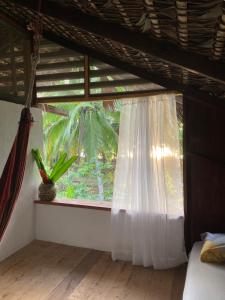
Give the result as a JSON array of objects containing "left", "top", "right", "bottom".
[{"left": 0, "top": 108, "right": 32, "bottom": 241}]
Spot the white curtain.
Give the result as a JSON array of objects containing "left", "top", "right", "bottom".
[{"left": 111, "top": 95, "right": 187, "bottom": 269}]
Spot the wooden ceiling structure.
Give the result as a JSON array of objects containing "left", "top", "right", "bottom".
[
  {"left": 0, "top": 19, "right": 31, "bottom": 104},
  {"left": 36, "top": 39, "right": 168, "bottom": 104},
  {"left": 0, "top": 20, "right": 170, "bottom": 106},
  {"left": 0, "top": 0, "right": 224, "bottom": 107}
]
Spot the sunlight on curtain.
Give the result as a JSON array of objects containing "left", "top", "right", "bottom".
[{"left": 111, "top": 95, "right": 187, "bottom": 269}]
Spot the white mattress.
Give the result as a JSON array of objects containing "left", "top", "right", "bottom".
[{"left": 183, "top": 242, "right": 225, "bottom": 300}]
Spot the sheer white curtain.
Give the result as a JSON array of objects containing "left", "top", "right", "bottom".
[{"left": 111, "top": 94, "right": 187, "bottom": 269}]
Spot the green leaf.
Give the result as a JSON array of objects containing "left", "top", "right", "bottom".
[
  {"left": 31, "top": 149, "right": 41, "bottom": 169},
  {"left": 32, "top": 149, "right": 47, "bottom": 173},
  {"left": 31, "top": 148, "right": 50, "bottom": 182},
  {"left": 44, "top": 118, "right": 68, "bottom": 163},
  {"left": 51, "top": 156, "right": 77, "bottom": 183},
  {"left": 49, "top": 152, "right": 67, "bottom": 180}
]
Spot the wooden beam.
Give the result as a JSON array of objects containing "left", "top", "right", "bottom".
[
  {"left": 37, "top": 89, "right": 180, "bottom": 104},
  {"left": 84, "top": 55, "right": 90, "bottom": 98},
  {"left": 36, "top": 59, "right": 107, "bottom": 72},
  {"left": 90, "top": 78, "right": 148, "bottom": 88},
  {"left": 37, "top": 61, "right": 84, "bottom": 71},
  {"left": 36, "top": 78, "right": 148, "bottom": 93},
  {"left": 90, "top": 68, "right": 125, "bottom": 77},
  {"left": 40, "top": 49, "right": 79, "bottom": 60},
  {"left": 103, "top": 100, "right": 114, "bottom": 110},
  {"left": 37, "top": 83, "right": 84, "bottom": 93},
  {"left": 36, "top": 71, "right": 84, "bottom": 82},
  {"left": 0, "top": 66, "right": 124, "bottom": 83},
  {"left": 32, "top": 68, "right": 126, "bottom": 83},
  {"left": 38, "top": 104, "right": 69, "bottom": 116},
  {"left": 10, "top": 0, "right": 225, "bottom": 84},
  {"left": 43, "top": 31, "right": 225, "bottom": 109}
]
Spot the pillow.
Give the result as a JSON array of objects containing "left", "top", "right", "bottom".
[{"left": 200, "top": 232, "right": 225, "bottom": 263}]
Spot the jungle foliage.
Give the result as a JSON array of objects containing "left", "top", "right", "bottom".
[{"left": 43, "top": 101, "right": 121, "bottom": 201}]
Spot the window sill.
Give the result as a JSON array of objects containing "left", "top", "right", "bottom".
[{"left": 34, "top": 199, "right": 112, "bottom": 211}]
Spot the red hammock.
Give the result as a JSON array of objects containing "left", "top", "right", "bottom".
[
  {"left": 0, "top": 1, "right": 42, "bottom": 241},
  {"left": 0, "top": 108, "right": 32, "bottom": 241}
]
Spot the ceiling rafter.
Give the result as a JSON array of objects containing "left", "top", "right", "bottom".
[{"left": 7, "top": 0, "right": 225, "bottom": 85}]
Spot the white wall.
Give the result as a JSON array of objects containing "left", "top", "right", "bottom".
[
  {"left": 35, "top": 205, "right": 112, "bottom": 252},
  {"left": 0, "top": 100, "right": 112, "bottom": 260},
  {"left": 0, "top": 100, "right": 43, "bottom": 262}
]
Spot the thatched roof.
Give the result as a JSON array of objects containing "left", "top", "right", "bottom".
[{"left": 0, "top": 0, "right": 224, "bottom": 104}]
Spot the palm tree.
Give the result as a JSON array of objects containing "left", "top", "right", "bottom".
[{"left": 43, "top": 101, "right": 119, "bottom": 200}]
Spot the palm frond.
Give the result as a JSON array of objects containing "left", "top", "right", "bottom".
[
  {"left": 44, "top": 118, "right": 68, "bottom": 162},
  {"left": 42, "top": 101, "right": 120, "bottom": 164}
]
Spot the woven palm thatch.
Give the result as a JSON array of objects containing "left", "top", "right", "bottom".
[{"left": 0, "top": 0, "right": 224, "bottom": 101}]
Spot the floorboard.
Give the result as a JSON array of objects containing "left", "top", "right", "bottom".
[{"left": 0, "top": 241, "right": 186, "bottom": 300}]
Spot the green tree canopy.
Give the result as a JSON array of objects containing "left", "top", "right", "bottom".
[{"left": 43, "top": 101, "right": 120, "bottom": 201}]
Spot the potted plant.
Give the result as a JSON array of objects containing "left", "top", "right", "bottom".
[{"left": 32, "top": 149, "right": 77, "bottom": 201}]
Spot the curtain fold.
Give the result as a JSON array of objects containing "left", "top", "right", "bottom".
[
  {"left": 0, "top": 108, "right": 32, "bottom": 241},
  {"left": 111, "top": 95, "right": 187, "bottom": 269}
]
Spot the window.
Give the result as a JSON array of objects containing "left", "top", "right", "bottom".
[
  {"left": 43, "top": 98, "right": 183, "bottom": 204},
  {"left": 43, "top": 101, "right": 121, "bottom": 202}
]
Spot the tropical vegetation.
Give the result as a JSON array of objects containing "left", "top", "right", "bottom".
[
  {"left": 42, "top": 100, "right": 183, "bottom": 202},
  {"left": 42, "top": 101, "right": 121, "bottom": 201}
]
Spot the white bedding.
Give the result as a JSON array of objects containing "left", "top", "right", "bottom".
[{"left": 183, "top": 241, "right": 225, "bottom": 300}]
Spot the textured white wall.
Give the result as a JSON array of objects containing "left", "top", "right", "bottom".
[
  {"left": 0, "top": 100, "right": 43, "bottom": 262},
  {"left": 0, "top": 100, "right": 111, "bottom": 257},
  {"left": 35, "top": 205, "right": 112, "bottom": 252}
]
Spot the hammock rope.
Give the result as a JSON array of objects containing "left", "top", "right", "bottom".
[{"left": 26, "top": 11, "right": 42, "bottom": 108}]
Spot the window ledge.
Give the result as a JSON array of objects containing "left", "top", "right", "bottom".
[{"left": 34, "top": 199, "right": 112, "bottom": 211}]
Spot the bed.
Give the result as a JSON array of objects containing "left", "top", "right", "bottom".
[{"left": 183, "top": 242, "right": 225, "bottom": 300}]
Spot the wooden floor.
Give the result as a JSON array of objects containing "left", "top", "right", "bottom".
[{"left": 0, "top": 240, "right": 186, "bottom": 300}]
